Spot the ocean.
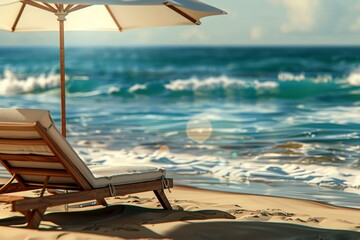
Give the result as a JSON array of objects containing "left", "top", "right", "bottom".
[{"left": 0, "top": 46, "right": 359, "bottom": 208}]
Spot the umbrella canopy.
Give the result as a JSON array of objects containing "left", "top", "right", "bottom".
[
  {"left": 0, "top": 0, "right": 226, "bottom": 31},
  {"left": 0, "top": 0, "right": 226, "bottom": 137}
]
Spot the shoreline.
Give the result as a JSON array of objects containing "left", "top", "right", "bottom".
[
  {"left": 0, "top": 185, "right": 360, "bottom": 239},
  {"left": 175, "top": 184, "right": 360, "bottom": 211}
]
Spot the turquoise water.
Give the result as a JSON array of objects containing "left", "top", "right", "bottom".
[{"left": 0, "top": 47, "right": 360, "bottom": 207}]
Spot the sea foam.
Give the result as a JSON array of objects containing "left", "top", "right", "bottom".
[
  {"left": 65, "top": 144, "right": 360, "bottom": 192},
  {"left": 278, "top": 72, "right": 305, "bottom": 81},
  {"left": 165, "top": 76, "right": 278, "bottom": 91},
  {"left": 0, "top": 69, "right": 60, "bottom": 96},
  {"left": 346, "top": 69, "right": 360, "bottom": 86}
]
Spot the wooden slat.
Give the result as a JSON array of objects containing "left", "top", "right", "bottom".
[
  {"left": 0, "top": 195, "right": 26, "bottom": 203},
  {"left": 0, "top": 155, "right": 58, "bottom": 163},
  {"left": 0, "top": 139, "right": 47, "bottom": 146},
  {"left": 25, "top": 182, "right": 80, "bottom": 190},
  {"left": 11, "top": 167, "right": 71, "bottom": 178},
  {"left": 13, "top": 179, "right": 173, "bottom": 212},
  {"left": 0, "top": 122, "right": 87, "bottom": 190},
  {"left": 0, "top": 124, "right": 37, "bottom": 132},
  {"left": 33, "top": 123, "right": 91, "bottom": 190}
]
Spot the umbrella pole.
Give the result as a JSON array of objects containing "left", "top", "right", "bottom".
[{"left": 59, "top": 18, "right": 66, "bottom": 138}]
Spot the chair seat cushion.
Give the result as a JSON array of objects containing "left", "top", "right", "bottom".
[{"left": 87, "top": 165, "right": 166, "bottom": 188}]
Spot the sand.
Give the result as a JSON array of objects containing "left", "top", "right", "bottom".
[{"left": 0, "top": 185, "right": 360, "bottom": 239}]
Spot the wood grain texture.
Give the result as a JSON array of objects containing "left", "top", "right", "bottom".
[
  {"left": 0, "top": 154, "right": 57, "bottom": 162},
  {"left": 0, "top": 139, "right": 47, "bottom": 146}
]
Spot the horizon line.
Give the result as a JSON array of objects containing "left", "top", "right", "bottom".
[{"left": 1, "top": 44, "right": 360, "bottom": 48}]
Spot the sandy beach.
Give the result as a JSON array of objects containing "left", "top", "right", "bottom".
[{"left": 0, "top": 185, "right": 359, "bottom": 239}]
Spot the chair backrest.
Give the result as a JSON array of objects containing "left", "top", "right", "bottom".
[{"left": 0, "top": 108, "right": 94, "bottom": 190}]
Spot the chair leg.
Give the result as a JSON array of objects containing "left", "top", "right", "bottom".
[
  {"left": 154, "top": 190, "right": 172, "bottom": 210},
  {"left": 27, "top": 208, "right": 46, "bottom": 229},
  {"left": 97, "top": 198, "right": 108, "bottom": 206}
]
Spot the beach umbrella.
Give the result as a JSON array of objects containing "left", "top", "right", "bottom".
[{"left": 0, "top": 0, "right": 226, "bottom": 137}]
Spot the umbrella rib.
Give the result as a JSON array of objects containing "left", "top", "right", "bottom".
[
  {"left": 42, "top": 2, "right": 57, "bottom": 12},
  {"left": 105, "top": 5, "right": 123, "bottom": 32},
  {"left": 163, "top": 2, "right": 199, "bottom": 25},
  {"left": 11, "top": 2, "right": 26, "bottom": 32},
  {"left": 22, "top": 0, "right": 55, "bottom": 13},
  {"left": 64, "top": 4, "right": 74, "bottom": 12}
]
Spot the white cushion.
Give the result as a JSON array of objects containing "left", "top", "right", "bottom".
[
  {"left": 0, "top": 108, "right": 166, "bottom": 188},
  {"left": 88, "top": 165, "right": 166, "bottom": 188}
]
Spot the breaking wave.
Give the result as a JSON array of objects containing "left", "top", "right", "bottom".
[
  {"left": 346, "top": 70, "right": 360, "bottom": 86},
  {"left": 0, "top": 69, "right": 359, "bottom": 101},
  {"left": 0, "top": 69, "right": 60, "bottom": 95}
]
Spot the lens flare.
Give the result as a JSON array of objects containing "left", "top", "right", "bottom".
[
  {"left": 159, "top": 145, "right": 170, "bottom": 152},
  {"left": 186, "top": 116, "right": 212, "bottom": 143}
]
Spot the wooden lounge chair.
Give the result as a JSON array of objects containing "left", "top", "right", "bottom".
[{"left": 0, "top": 108, "right": 173, "bottom": 229}]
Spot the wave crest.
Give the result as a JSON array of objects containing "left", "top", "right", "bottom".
[
  {"left": 2, "top": 70, "right": 358, "bottom": 101},
  {"left": 346, "top": 70, "right": 360, "bottom": 86},
  {"left": 0, "top": 69, "right": 60, "bottom": 96},
  {"left": 165, "top": 76, "right": 278, "bottom": 91},
  {"left": 278, "top": 72, "right": 305, "bottom": 81}
]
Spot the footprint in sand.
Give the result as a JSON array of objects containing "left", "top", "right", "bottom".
[
  {"left": 272, "top": 211, "right": 294, "bottom": 217},
  {"left": 296, "top": 218, "right": 307, "bottom": 223},
  {"left": 112, "top": 226, "right": 140, "bottom": 232},
  {"left": 172, "top": 205, "right": 184, "bottom": 211},
  {"left": 228, "top": 209, "right": 245, "bottom": 215},
  {"left": 307, "top": 217, "right": 322, "bottom": 223}
]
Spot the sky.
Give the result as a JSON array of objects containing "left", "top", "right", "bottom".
[{"left": 0, "top": 0, "right": 360, "bottom": 46}]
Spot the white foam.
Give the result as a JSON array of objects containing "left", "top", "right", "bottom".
[
  {"left": 313, "top": 74, "right": 333, "bottom": 83},
  {"left": 68, "top": 144, "right": 360, "bottom": 194},
  {"left": 0, "top": 141, "right": 358, "bottom": 197},
  {"left": 278, "top": 72, "right": 305, "bottom": 81},
  {"left": 75, "top": 145, "right": 228, "bottom": 176},
  {"left": 68, "top": 90, "right": 102, "bottom": 97},
  {"left": 165, "top": 76, "right": 278, "bottom": 91},
  {"left": 0, "top": 69, "right": 60, "bottom": 96},
  {"left": 107, "top": 86, "right": 120, "bottom": 94},
  {"left": 346, "top": 71, "right": 360, "bottom": 86},
  {"left": 129, "top": 84, "right": 147, "bottom": 93},
  {"left": 311, "top": 106, "right": 360, "bottom": 125},
  {"left": 211, "top": 163, "right": 360, "bottom": 189}
]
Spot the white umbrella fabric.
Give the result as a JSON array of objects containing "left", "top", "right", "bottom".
[{"left": 0, "top": 0, "right": 226, "bottom": 137}]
